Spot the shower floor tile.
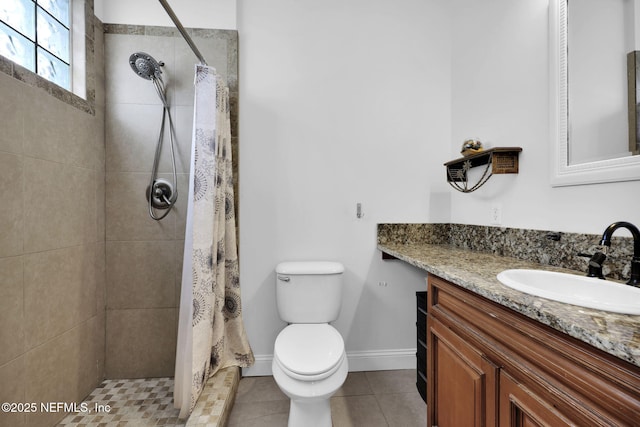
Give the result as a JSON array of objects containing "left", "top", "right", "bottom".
[
  {"left": 56, "top": 377, "right": 186, "bottom": 426},
  {"left": 56, "top": 366, "right": 239, "bottom": 427}
]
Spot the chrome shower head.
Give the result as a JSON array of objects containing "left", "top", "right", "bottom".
[{"left": 129, "top": 52, "right": 164, "bottom": 80}]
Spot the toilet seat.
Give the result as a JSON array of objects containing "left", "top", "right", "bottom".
[{"left": 274, "top": 324, "right": 345, "bottom": 381}]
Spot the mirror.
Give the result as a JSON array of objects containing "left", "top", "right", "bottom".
[{"left": 550, "top": 0, "right": 640, "bottom": 186}]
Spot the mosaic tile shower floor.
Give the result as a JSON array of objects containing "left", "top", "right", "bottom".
[{"left": 56, "top": 367, "right": 238, "bottom": 427}]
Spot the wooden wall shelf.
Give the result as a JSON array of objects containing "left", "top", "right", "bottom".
[{"left": 444, "top": 147, "right": 522, "bottom": 193}]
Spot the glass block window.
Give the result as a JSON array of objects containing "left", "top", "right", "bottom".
[{"left": 0, "top": 0, "right": 71, "bottom": 89}]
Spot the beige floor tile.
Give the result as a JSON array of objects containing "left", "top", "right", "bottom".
[
  {"left": 330, "top": 395, "right": 388, "bottom": 427},
  {"left": 377, "top": 392, "right": 426, "bottom": 427},
  {"left": 334, "top": 371, "right": 373, "bottom": 397},
  {"left": 230, "top": 370, "right": 426, "bottom": 426},
  {"left": 365, "top": 369, "right": 417, "bottom": 395},
  {"left": 226, "top": 400, "right": 289, "bottom": 427},
  {"left": 235, "top": 375, "right": 288, "bottom": 403}
]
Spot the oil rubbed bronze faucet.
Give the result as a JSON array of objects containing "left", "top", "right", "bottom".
[
  {"left": 599, "top": 221, "right": 640, "bottom": 287},
  {"left": 585, "top": 251, "right": 606, "bottom": 279}
]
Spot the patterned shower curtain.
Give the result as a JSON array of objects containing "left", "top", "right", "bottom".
[{"left": 174, "top": 65, "right": 254, "bottom": 419}]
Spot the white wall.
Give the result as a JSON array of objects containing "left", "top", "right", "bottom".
[
  {"left": 237, "top": 0, "right": 451, "bottom": 374},
  {"left": 94, "top": 0, "right": 236, "bottom": 29},
  {"left": 449, "top": 0, "right": 640, "bottom": 234},
  {"left": 98, "top": 0, "right": 640, "bottom": 377}
]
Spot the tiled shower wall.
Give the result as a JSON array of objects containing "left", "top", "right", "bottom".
[
  {"left": 0, "top": 2, "right": 106, "bottom": 426},
  {"left": 103, "top": 25, "right": 238, "bottom": 378}
]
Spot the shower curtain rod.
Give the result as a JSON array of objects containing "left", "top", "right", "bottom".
[{"left": 157, "top": 0, "right": 208, "bottom": 66}]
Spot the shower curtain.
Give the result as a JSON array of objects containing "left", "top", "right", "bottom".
[{"left": 174, "top": 65, "right": 254, "bottom": 419}]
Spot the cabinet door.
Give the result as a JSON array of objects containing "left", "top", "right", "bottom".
[
  {"left": 499, "top": 373, "right": 572, "bottom": 427},
  {"left": 428, "top": 317, "right": 498, "bottom": 427}
]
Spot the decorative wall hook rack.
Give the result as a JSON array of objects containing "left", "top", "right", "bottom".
[{"left": 445, "top": 147, "right": 522, "bottom": 193}]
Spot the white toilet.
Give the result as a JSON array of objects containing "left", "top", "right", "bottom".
[{"left": 272, "top": 261, "right": 348, "bottom": 427}]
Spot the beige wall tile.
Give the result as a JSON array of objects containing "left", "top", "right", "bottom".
[
  {"left": 0, "top": 153, "right": 23, "bottom": 257},
  {"left": 175, "top": 239, "right": 185, "bottom": 314},
  {"left": 0, "top": 72, "right": 25, "bottom": 155},
  {"left": 0, "top": 13, "right": 106, "bottom": 425},
  {"left": 96, "top": 165, "right": 106, "bottom": 243},
  {"left": 173, "top": 37, "right": 229, "bottom": 107},
  {"left": 106, "top": 240, "right": 176, "bottom": 309},
  {"left": 101, "top": 28, "right": 238, "bottom": 387},
  {"left": 25, "top": 318, "right": 100, "bottom": 427},
  {"left": 0, "top": 257, "right": 24, "bottom": 366},
  {"left": 94, "top": 108, "right": 106, "bottom": 173},
  {"left": 67, "top": 109, "right": 99, "bottom": 169},
  {"left": 95, "top": 242, "right": 106, "bottom": 314},
  {"left": 74, "top": 317, "right": 102, "bottom": 400},
  {"left": 174, "top": 173, "right": 189, "bottom": 240},
  {"left": 172, "top": 106, "right": 194, "bottom": 173},
  {"left": 21, "top": 70, "right": 100, "bottom": 168},
  {"left": 0, "top": 356, "right": 26, "bottom": 427},
  {"left": 105, "top": 308, "right": 177, "bottom": 378},
  {"left": 23, "top": 90, "right": 95, "bottom": 169},
  {"left": 24, "top": 159, "right": 97, "bottom": 253},
  {"left": 105, "top": 172, "right": 175, "bottom": 241},
  {"left": 95, "top": 243, "right": 106, "bottom": 380},
  {"left": 95, "top": 311, "right": 106, "bottom": 384},
  {"left": 24, "top": 245, "right": 97, "bottom": 350},
  {"left": 105, "top": 103, "right": 172, "bottom": 173}
]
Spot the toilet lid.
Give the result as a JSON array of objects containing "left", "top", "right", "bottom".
[{"left": 274, "top": 324, "right": 344, "bottom": 376}]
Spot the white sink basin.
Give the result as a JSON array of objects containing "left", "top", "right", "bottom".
[{"left": 496, "top": 269, "right": 640, "bottom": 315}]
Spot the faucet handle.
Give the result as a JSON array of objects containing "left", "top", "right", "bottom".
[
  {"left": 588, "top": 251, "right": 607, "bottom": 266},
  {"left": 578, "top": 252, "right": 607, "bottom": 279}
]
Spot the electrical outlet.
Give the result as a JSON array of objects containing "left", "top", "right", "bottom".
[{"left": 490, "top": 204, "right": 502, "bottom": 225}]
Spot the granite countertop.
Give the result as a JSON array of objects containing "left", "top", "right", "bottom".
[{"left": 378, "top": 242, "right": 640, "bottom": 368}]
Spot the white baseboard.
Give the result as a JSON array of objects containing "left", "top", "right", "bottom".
[
  {"left": 345, "top": 348, "right": 417, "bottom": 372},
  {"left": 241, "top": 348, "right": 417, "bottom": 377},
  {"left": 242, "top": 354, "right": 273, "bottom": 377}
]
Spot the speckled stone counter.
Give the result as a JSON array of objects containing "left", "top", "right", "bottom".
[{"left": 378, "top": 238, "right": 640, "bottom": 369}]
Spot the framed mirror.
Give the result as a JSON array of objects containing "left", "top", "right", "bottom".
[{"left": 550, "top": 0, "right": 640, "bottom": 186}]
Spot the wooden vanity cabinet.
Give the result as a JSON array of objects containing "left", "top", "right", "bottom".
[{"left": 427, "top": 275, "right": 640, "bottom": 427}]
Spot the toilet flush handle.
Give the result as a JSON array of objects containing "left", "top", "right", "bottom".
[{"left": 278, "top": 275, "right": 290, "bottom": 282}]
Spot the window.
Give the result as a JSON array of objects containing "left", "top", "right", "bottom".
[{"left": 0, "top": 0, "right": 71, "bottom": 90}]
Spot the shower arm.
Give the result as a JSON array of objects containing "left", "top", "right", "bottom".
[{"left": 157, "top": 0, "right": 208, "bottom": 66}]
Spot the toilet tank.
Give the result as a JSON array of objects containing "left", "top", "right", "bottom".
[{"left": 275, "top": 261, "right": 345, "bottom": 324}]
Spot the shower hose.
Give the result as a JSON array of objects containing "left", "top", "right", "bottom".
[{"left": 148, "top": 76, "right": 178, "bottom": 221}]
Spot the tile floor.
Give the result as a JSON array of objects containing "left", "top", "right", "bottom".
[
  {"left": 56, "top": 366, "right": 239, "bottom": 427},
  {"left": 228, "top": 369, "right": 426, "bottom": 427},
  {"left": 55, "top": 368, "right": 424, "bottom": 426}
]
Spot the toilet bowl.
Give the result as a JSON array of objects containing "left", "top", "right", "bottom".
[
  {"left": 272, "top": 261, "right": 347, "bottom": 427},
  {"left": 272, "top": 324, "right": 348, "bottom": 427}
]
